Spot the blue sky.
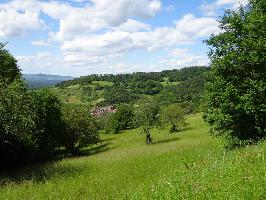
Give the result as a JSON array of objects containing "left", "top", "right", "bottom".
[{"left": 0, "top": 0, "right": 247, "bottom": 76}]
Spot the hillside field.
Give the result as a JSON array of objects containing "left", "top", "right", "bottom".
[{"left": 0, "top": 114, "right": 265, "bottom": 199}]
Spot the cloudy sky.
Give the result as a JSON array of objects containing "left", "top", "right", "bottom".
[{"left": 0, "top": 0, "right": 247, "bottom": 76}]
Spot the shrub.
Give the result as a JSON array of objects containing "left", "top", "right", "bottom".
[
  {"left": 0, "top": 79, "right": 36, "bottom": 166},
  {"left": 61, "top": 104, "right": 99, "bottom": 154},
  {"left": 31, "top": 89, "right": 63, "bottom": 158},
  {"left": 115, "top": 104, "right": 135, "bottom": 130},
  {"left": 103, "top": 113, "right": 120, "bottom": 134}
]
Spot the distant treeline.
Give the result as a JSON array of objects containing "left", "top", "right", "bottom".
[
  {"left": 56, "top": 66, "right": 210, "bottom": 87},
  {"left": 56, "top": 66, "right": 210, "bottom": 111}
]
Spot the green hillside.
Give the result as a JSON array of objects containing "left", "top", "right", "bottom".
[
  {"left": 48, "top": 66, "right": 209, "bottom": 110},
  {"left": 1, "top": 114, "right": 265, "bottom": 199}
]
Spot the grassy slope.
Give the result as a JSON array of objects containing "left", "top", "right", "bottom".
[
  {"left": 48, "top": 82, "right": 107, "bottom": 105},
  {"left": 0, "top": 114, "right": 265, "bottom": 199},
  {"left": 160, "top": 81, "right": 180, "bottom": 87}
]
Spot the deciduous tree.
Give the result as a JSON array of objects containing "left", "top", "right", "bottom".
[{"left": 203, "top": 0, "right": 266, "bottom": 148}]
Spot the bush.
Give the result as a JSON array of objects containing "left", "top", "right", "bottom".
[
  {"left": 0, "top": 79, "right": 36, "bottom": 166},
  {"left": 115, "top": 104, "right": 135, "bottom": 130},
  {"left": 103, "top": 113, "right": 120, "bottom": 134},
  {"left": 61, "top": 104, "right": 99, "bottom": 154},
  {"left": 31, "top": 89, "right": 63, "bottom": 158}
]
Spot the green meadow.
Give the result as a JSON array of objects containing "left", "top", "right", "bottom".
[{"left": 1, "top": 113, "right": 265, "bottom": 200}]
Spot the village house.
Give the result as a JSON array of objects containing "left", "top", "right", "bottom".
[{"left": 91, "top": 105, "right": 117, "bottom": 117}]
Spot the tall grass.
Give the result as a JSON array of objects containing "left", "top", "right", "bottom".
[{"left": 0, "top": 114, "right": 265, "bottom": 199}]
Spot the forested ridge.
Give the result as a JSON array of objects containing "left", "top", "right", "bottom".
[{"left": 54, "top": 66, "right": 210, "bottom": 111}]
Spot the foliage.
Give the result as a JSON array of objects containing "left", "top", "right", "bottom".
[
  {"left": 129, "top": 80, "right": 162, "bottom": 95},
  {"left": 156, "top": 74, "right": 208, "bottom": 112},
  {"left": 160, "top": 104, "right": 189, "bottom": 132},
  {"left": 0, "top": 45, "right": 64, "bottom": 165},
  {"left": 162, "top": 66, "right": 210, "bottom": 82},
  {"left": 0, "top": 43, "right": 21, "bottom": 84},
  {"left": 57, "top": 66, "right": 209, "bottom": 88},
  {"left": 115, "top": 104, "right": 135, "bottom": 130},
  {"left": 0, "top": 81, "right": 63, "bottom": 165},
  {"left": 102, "top": 113, "right": 120, "bottom": 134},
  {"left": 203, "top": 0, "right": 266, "bottom": 148},
  {"left": 103, "top": 85, "right": 138, "bottom": 105},
  {"left": 61, "top": 104, "right": 99, "bottom": 154},
  {"left": 31, "top": 89, "right": 63, "bottom": 157},
  {"left": 99, "top": 104, "right": 135, "bottom": 134},
  {"left": 134, "top": 98, "right": 160, "bottom": 143},
  {"left": 53, "top": 66, "right": 210, "bottom": 111},
  {"left": 81, "top": 85, "right": 99, "bottom": 102},
  {"left": 0, "top": 79, "right": 36, "bottom": 166}
]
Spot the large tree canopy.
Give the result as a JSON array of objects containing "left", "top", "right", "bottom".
[{"left": 203, "top": 0, "right": 266, "bottom": 147}]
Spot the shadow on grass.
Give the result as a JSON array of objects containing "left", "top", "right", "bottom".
[
  {"left": 0, "top": 160, "right": 87, "bottom": 186},
  {"left": 0, "top": 141, "right": 114, "bottom": 186},
  {"left": 100, "top": 137, "right": 115, "bottom": 142},
  {"left": 153, "top": 137, "right": 180, "bottom": 144},
  {"left": 77, "top": 142, "right": 114, "bottom": 156},
  {"left": 179, "top": 126, "right": 193, "bottom": 132}
]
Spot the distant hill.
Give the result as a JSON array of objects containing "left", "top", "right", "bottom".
[{"left": 23, "top": 74, "right": 73, "bottom": 89}]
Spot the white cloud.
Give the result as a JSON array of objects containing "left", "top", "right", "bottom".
[
  {"left": 0, "top": 0, "right": 43, "bottom": 37},
  {"left": 175, "top": 14, "right": 220, "bottom": 37},
  {"left": 60, "top": 14, "right": 219, "bottom": 65},
  {"left": 169, "top": 48, "right": 190, "bottom": 57},
  {"left": 200, "top": 0, "right": 249, "bottom": 16},
  {"left": 0, "top": 0, "right": 161, "bottom": 40},
  {"left": 17, "top": 53, "right": 66, "bottom": 75},
  {"left": 31, "top": 40, "right": 51, "bottom": 47},
  {"left": 165, "top": 4, "right": 176, "bottom": 12},
  {"left": 115, "top": 19, "right": 151, "bottom": 32},
  {"left": 157, "top": 48, "right": 209, "bottom": 69},
  {"left": 17, "top": 53, "right": 139, "bottom": 76},
  {"left": 42, "top": 0, "right": 162, "bottom": 41},
  {"left": 1, "top": 0, "right": 222, "bottom": 75}
]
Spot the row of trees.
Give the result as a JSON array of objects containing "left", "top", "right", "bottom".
[
  {"left": 57, "top": 66, "right": 209, "bottom": 88},
  {"left": 100, "top": 101, "right": 189, "bottom": 141},
  {"left": 0, "top": 44, "right": 99, "bottom": 167}
]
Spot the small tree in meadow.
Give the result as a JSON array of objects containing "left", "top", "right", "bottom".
[
  {"left": 135, "top": 99, "right": 159, "bottom": 144},
  {"left": 161, "top": 104, "right": 188, "bottom": 133}
]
